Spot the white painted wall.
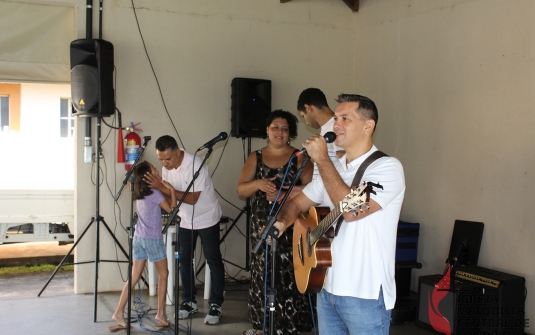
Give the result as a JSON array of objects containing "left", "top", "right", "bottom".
[{"left": 354, "top": 0, "right": 535, "bottom": 324}]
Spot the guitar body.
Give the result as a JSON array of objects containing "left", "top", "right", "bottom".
[
  {"left": 293, "top": 206, "right": 333, "bottom": 294},
  {"left": 292, "top": 182, "right": 379, "bottom": 294}
]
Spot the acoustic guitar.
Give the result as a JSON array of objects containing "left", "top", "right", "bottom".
[{"left": 293, "top": 182, "right": 380, "bottom": 294}]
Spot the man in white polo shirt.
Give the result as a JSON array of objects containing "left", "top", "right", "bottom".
[
  {"left": 145, "top": 135, "right": 225, "bottom": 325},
  {"left": 297, "top": 87, "right": 344, "bottom": 189},
  {"left": 275, "top": 94, "right": 405, "bottom": 335}
]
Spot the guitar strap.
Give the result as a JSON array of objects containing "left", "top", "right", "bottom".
[{"left": 333, "top": 150, "right": 389, "bottom": 237}]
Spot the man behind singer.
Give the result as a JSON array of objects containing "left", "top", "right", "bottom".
[
  {"left": 275, "top": 94, "right": 405, "bottom": 335},
  {"left": 297, "top": 88, "right": 345, "bottom": 184},
  {"left": 144, "top": 135, "right": 225, "bottom": 325}
]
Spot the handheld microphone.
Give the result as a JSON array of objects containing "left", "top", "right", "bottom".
[
  {"left": 199, "top": 132, "right": 228, "bottom": 150},
  {"left": 295, "top": 131, "right": 336, "bottom": 157},
  {"left": 141, "top": 136, "right": 151, "bottom": 148}
]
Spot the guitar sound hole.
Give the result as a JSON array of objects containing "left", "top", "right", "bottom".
[
  {"left": 306, "top": 227, "right": 312, "bottom": 257},
  {"left": 298, "top": 237, "right": 304, "bottom": 266}
]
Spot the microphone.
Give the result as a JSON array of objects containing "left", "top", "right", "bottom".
[
  {"left": 295, "top": 131, "right": 336, "bottom": 157},
  {"left": 198, "top": 132, "right": 228, "bottom": 150},
  {"left": 141, "top": 136, "right": 151, "bottom": 148}
]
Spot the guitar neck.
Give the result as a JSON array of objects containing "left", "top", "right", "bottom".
[
  {"left": 307, "top": 184, "right": 371, "bottom": 244},
  {"left": 309, "top": 207, "right": 343, "bottom": 245}
]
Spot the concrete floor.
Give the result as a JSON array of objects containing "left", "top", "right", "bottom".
[
  {"left": 0, "top": 271, "right": 434, "bottom": 335},
  {"left": 0, "top": 242, "right": 434, "bottom": 335}
]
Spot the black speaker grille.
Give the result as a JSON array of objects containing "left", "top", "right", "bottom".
[
  {"left": 231, "top": 78, "right": 271, "bottom": 138},
  {"left": 71, "top": 65, "right": 99, "bottom": 114},
  {"left": 70, "top": 39, "right": 114, "bottom": 117}
]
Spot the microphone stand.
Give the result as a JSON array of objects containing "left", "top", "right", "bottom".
[
  {"left": 114, "top": 136, "right": 151, "bottom": 335},
  {"left": 162, "top": 146, "right": 214, "bottom": 335},
  {"left": 445, "top": 239, "right": 468, "bottom": 290},
  {"left": 253, "top": 154, "right": 311, "bottom": 335}
]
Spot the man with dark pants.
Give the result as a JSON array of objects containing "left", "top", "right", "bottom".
[
  {"left": 145, "top": 135, "right": 225, "bottom": 325},
  {"left": 275, "top": 94, "right": 405, "bottom": 334}
]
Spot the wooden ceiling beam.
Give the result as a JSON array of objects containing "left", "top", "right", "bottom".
[
  {"left": 342, "top": 0, "right": 359, "bottom": 12},
  {"left": 280, "top": 0, "right": 359, "bottom": 12}
]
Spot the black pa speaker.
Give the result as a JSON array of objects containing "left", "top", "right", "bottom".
[
  {"left": 231, "top": 78, "right": 271, "bottom": 138},
  {"left": 70, "top": 39, "right": 115, "bottom": 117}
]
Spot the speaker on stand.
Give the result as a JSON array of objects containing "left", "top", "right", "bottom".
[
  {"left": 39, "top": 38, "right": 136, "bottom": 326},
  {"left": 231, "top": 77, "right": 271, "bottom": 138},
  {"left": 70, "top": 39, "right": 115, "bottom": 117},
  {"left": 230, "top": 77, "right": 271, "bottom": 271}
]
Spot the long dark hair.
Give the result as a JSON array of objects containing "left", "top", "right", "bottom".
[{"left": 133, "top": 161, "right": 153, "bottom": 200}]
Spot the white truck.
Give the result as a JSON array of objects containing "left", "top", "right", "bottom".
[{"left": 0, "top": 190, "right": 74, "bottom": 245}]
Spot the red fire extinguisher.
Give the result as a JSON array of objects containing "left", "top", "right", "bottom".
[{"left": 125, "top": 122, "right": 142, "bottom": 170}]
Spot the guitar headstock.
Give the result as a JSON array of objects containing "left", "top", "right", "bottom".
[{"left": 339, "top": 181, "right": 382, "bottom": 215}]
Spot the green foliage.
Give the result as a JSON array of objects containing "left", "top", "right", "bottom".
[{"left": 0, "top": 264, "right": 74, "bottom": 275}]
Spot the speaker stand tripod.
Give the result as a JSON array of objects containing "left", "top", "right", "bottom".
[
  {"left": 38, "top": 117, "right": 141, "bottom": 322},
  {"left": 195, "top": 135, "right": 253, "bottom": 275},
  {"left": 195, "top": 205, "right": 250, "bottom": 278}
]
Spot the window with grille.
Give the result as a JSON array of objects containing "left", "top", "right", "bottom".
[
  {"left": 0, "top": 96, "right": 9, "bottom": 132},
  {"left": 60, "top": 98, "right": 73, "bottom": 138}
]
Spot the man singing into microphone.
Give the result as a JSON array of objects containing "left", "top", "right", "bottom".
[
  {"left": 144, "top": 135, "right": 225, "bottom": 325},
  {"left": 275, "top": 95, "right": 405, "bottom": 335}
]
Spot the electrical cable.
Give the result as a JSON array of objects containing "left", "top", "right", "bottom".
[
  {"left": 131, "top": 269, "right": 184, "bottom": 335},
  {"left": 100, "top": 114, "right": 129, "bottom": 282},
  {"left": 129, "top": 0, "right": 185, "bottom": 151},
  {"left": 129, "top": 4, "right": 250, "bottom": 301},
  {"left": 90, "top": 157, "right": 104, "bottom": 186},
  {"left": 126, "top": 5, "right": 256, "bottom": 331},
  {"left": 102, "top": 113, "right": 122, "bottom": 129},
  {"left": 210, "top": 133, "right": 230, "bottom": 178},
  {"left": 101, "top": 113, "right": 115, "bottom": 145},
  {"left": 102, "top": 156, "right": 129, "bottom": 282}
]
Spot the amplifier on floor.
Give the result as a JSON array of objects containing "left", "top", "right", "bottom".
[
  {"left": 416, "top": 266, "right": 526, "bottom": 335},
  {"left": 416, "top": 274, "right": 483, "bottom": 335},
  {"left": 454, "top": 265, "right": 526, "bottom": 335}
]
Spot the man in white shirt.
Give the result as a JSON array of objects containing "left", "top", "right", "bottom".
[
  {"left": 145, "top": 135, "right": 225, "bottom": 325},
  {"left": 276, "top": 94, "right": 405, "bottom": 335},
  {"left": 297, "top": 88, "right": 345, "bottom": 187}
]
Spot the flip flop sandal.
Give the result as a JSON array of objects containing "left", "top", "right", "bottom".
[
  {"left": 242, "top": 330, "right": 262, "bottom": 335},
  {"left": 154, "top": 321, "right": 169, "bottom": 327},
  {"left": 109, "top": 324, "right": 126, "bottom": 332}
]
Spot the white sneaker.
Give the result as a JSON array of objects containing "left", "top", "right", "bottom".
[
  {"left": 178, "top": 301, "right": 198, "bottom": 319},
  {"left": 204, "top": 304, "right": 222, "bottom": 325}
]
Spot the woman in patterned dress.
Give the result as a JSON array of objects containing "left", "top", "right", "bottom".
[{"left": 237, "top": 110, "right": 314, "bottom": 335}]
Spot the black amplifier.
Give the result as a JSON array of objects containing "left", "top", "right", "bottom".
[
  {"left": 454, "top": 265, "right": 526, "bottom": 335},
  {"left": 417, "top": 274, "right": 483, "bottom": 335}
]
